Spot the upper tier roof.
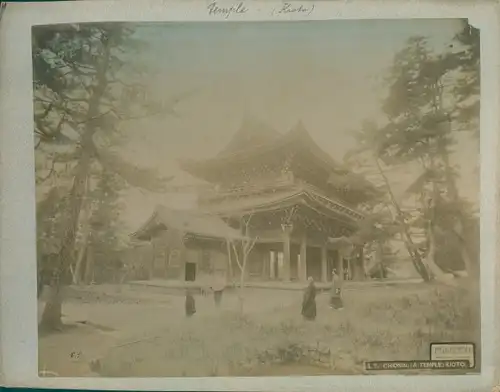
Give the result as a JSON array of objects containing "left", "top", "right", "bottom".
[
  {"left": 178, "top": 118, "right": 378, "bottom": 203},
  {"left": 216, "top": 115, "right": 282, "bottom": 157},
  {"left": 179, "top": 118, "right": 346, "bottom": 177}
]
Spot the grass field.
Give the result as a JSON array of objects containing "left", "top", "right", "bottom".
[{"left": 38, "top": 280, "right": 480, "bottom": 377}]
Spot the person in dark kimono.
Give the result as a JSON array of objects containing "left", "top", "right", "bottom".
[
  {"left": 301, "top": 277, "right": 317, "bottom": 321},
  {"left": 330, "top": 269, "right": 344, "bottom": 310},
  {"left": 185, "top": 289, "right": 196, "bottom": 317}
]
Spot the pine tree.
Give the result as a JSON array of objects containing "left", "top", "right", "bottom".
[
  {"left": 349, "top": 22, "right": 479, "bottom": 281},
  {"left": 449, "top": 20, "right": 480, "bottom": 138},
  {"left": 345, "top": 120, "right": 431, "bottom": 281},
  {"left": 34, "top": 23, "right": 185, "bottom": 331},
  {"left": 86, "top": 170, "right": 126, "bottom": 283}
]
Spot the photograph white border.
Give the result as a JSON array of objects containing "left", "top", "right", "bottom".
[{"left": 0, "top": 1, "right": 498, "bottom": 391}]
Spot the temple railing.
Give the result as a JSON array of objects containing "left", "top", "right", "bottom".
[
  {"left": 198, "top": 174, "right": 296, "bottom": 204},
  {"left": 197, "top": 178, "right": 364, "bottom": 222}
]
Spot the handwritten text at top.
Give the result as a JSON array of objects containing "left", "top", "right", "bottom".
[{"left": 206, "top": 2, "right": 315, "bottom": 19}]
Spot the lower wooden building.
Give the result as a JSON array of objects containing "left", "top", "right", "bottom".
[
  {"left": 130, "top": 202, "right": 363, "bottom": 284},
  {"left": 130, "top": 205, "right": 244, "bottom": 284}
]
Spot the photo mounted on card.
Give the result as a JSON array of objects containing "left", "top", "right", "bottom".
[{"left": 0, "top": 0, "right": 498, "bottom": 391}]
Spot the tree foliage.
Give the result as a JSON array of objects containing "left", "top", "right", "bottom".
[
  {"left": 33, "top": 23, "right": 173, "bottom": 191},
  {"left": 347, "top": 21, "right": 480, "bottom": 281},
  {"left": 34, "top": 22, "right": 186, "bottom": 330},
  {"left": 449, "top": 20, "right": 480, "bottom": 137}
]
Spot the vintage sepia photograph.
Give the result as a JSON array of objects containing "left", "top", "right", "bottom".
[{"left": 33, "top": 18, "right": 481, "bottom": 378}]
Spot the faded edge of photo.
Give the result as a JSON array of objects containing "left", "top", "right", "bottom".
[{"left": 0, "top": 0, "right": 499, "bottom": 392}]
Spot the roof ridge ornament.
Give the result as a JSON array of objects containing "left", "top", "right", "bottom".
[{"left": 290, "top": 119, "right": 308, "bottom": 135}]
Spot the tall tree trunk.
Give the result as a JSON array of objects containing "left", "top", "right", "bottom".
[
  {"left": 374, "top": 157, "right": 431, "bottom": 281},
  {"left": 431, "top": 71, "right": 475, "bottom": 279},
  {"left": 39, "top": 285, "right": 65, "bottom": 331},
  {"left": 437, "top": 137, "right": 476, "bottom": 278},
  {"left": 39, "top": 149, "right": 92, "bottom": 331},
  {"left": 231, "top": 241, "right": 246, "bottom": 313},
  {"left": 39, "top": 36, "right": 112, "bottom": 331},
  {"left": 423, "top": 213, "right": 445, "bottom": 279},
  {"left": 423, "top": 155, "right": 446, "bottom": 280},
  {"left": 376, "top": 240, "right": 384, "bottom": 279},
  {"left": 73, "top": 242, "right": 88, "bottom": 285},
  {"left": 83, "top": 244, "right": 94, "bottom": 284},
  {"left": 226, "top": 240, "right": 234, "bottom": 285},
  {"left": 231, "top": 217, "right": 257, "bottom": 314},
  {"left": 239, "top": 258, "right": 246, "bottom": 313},
  {"left": 423, "top": 207, "right": 457, "bottom": 286},
  {"left": 361, "top": 243, "right": 372, "bottom": 279},
  {"left": 72, "top": 177, "right": 91, "bottom": 285}
]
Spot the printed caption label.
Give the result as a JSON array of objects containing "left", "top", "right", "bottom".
[{"left": 430, "top": 343, "right": 475, "bottom": 368}]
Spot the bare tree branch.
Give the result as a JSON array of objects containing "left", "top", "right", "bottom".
[{"left": 36, "top": 157, "right": 58, "bottom": 184}]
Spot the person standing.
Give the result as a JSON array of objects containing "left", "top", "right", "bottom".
[
  {"left": 343, "top": 267, "right": 350, "bottom": 281},
  {"left": 185, "top": 289, "right": 196, "bottom": 317},
  {"left": 211, "top": 273, "right": 226, "bottom": 307},
  {"left": 330, "top": 269, "right": 344, "bottom": 310},
  {"left": 301, "top": 277, "right": 317, "bottom": 321}
]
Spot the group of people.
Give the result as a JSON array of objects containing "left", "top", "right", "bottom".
[
  {"left": 301, "top": 269, "right": 344, "bottom": 321},
  {"left": 184, "top": 270, "right": 344, "bottom": 320},
  {"left": 184, "top": 278, "right": 226, "bottom": 317}
]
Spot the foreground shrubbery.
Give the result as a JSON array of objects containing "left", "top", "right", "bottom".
[{"left": 99, "top": 282, "right": 480, "bottom": 377}]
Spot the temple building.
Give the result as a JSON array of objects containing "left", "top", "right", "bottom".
[
  {"left": 131, "top": 118, "right": 377, "bottom": 284},
  {"left": 130, "top": 206, "right": 244, "bottom": 283}
]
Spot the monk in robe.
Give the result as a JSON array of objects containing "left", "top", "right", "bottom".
[
  {"left": 301, "top": 277, "right": 317, "bottom": 321},
  {"left": 185, "top": 289, "right": 196, "bottom": 317}
]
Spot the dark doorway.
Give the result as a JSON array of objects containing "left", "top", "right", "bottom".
[
  {"left": 272, "top": 251, "right": 280, "bottom": 280},
  {"left": 306, "top": 246, "right": 322, "bottom": 281},
  {"left": 185, "top": 262, "right": 196, "bottom": 281}
]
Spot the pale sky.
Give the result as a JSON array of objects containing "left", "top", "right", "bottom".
[{"left": 107, "top": 19, "right": 478, "bottom": 233}]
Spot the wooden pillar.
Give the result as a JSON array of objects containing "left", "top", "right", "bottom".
[
  {"left": 283, "top": 236, "right": 291, "bottom": 282},
  {"left": 321, "top": 245, "right": 328, "bottom": 282},
  {"left": 360, "top": 246, "right": 366, "bottom": 280},
  {"left": 271, "top": 251, "right": 277, "bottom": 280},
  {"left": 338, "top": 242, "right": 354, "bottom": 281},
  {"left": 299, "top": 236, "right": 307, "bottom": 282},
  {"left": 282, "top": 224, "right": 293, "bottom": 281},
  {"left": 149, "top": 240, "right": 155, "bottom": 280},
  {"left": 263, "top": 250, "right": 270, "bottom": 280},
  {"left": 337, "top": 252, "right": 344, "bottom": 282}
]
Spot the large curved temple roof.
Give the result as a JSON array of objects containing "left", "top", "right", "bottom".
[
  {"left": 179, "top": 118, "right": 346, "bottom": 177},
  {"left": 200, "top": 181, "right": 365, "bottom": 226},
  {"left": 215, "top": 115, "right": 282, "bottom": 157},
  {"left": 179, "top": 117, "right": 378, "bottom": 204}
]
